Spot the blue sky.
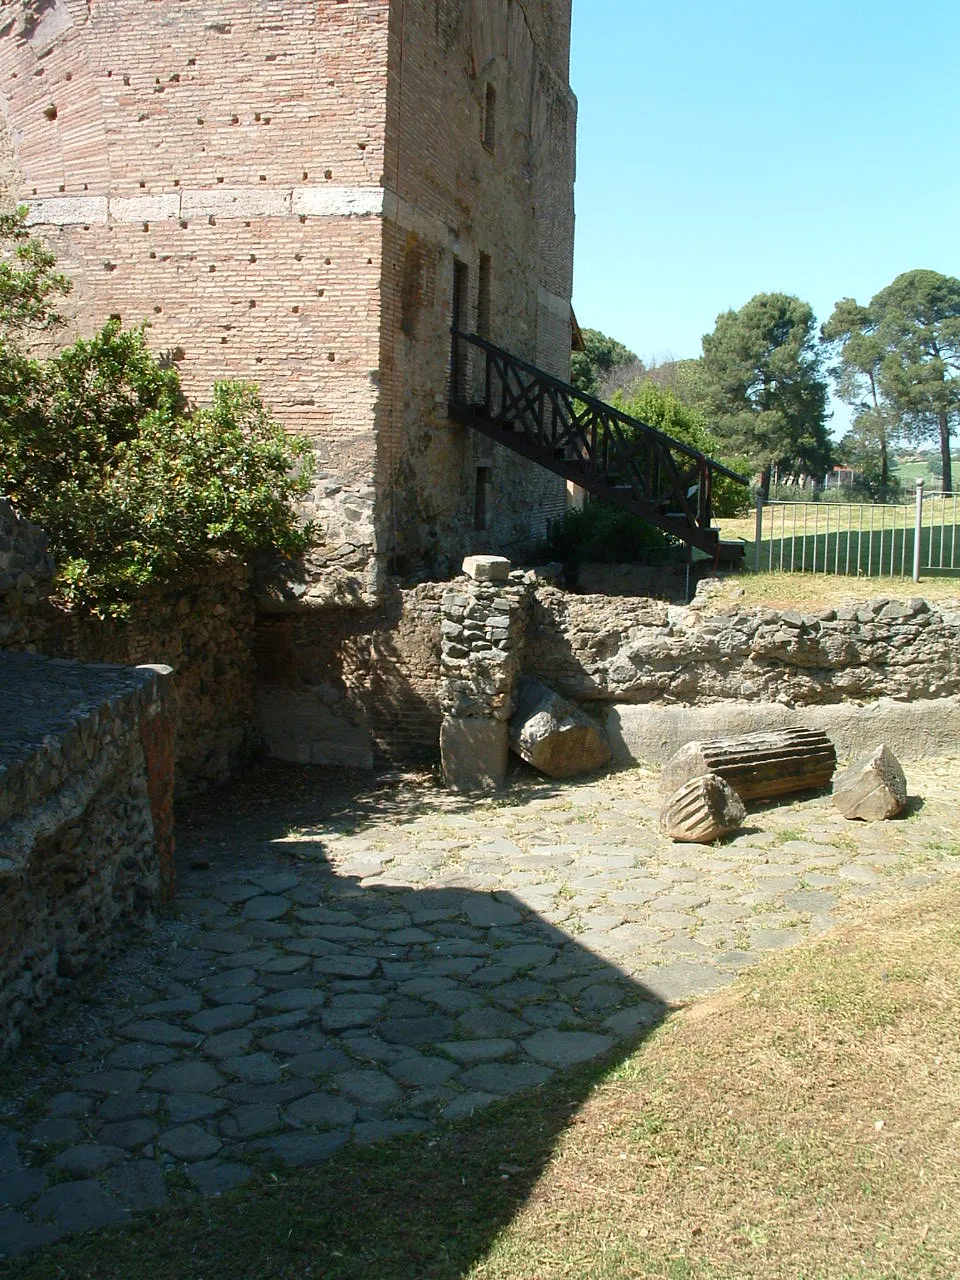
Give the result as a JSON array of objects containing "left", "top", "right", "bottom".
[{"left": 569, "top": 0, "right": 960, "bottom": 415}]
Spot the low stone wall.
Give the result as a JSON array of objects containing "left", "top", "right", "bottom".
[
  {"left": 525, "top": 588, "right": 960, "bottom": 707},
  {"left": 3, "top": 562, "right": 257, "bottom": 795},
  {"left": 0, "top": 653, "right": 174, "bottom": 1053}
]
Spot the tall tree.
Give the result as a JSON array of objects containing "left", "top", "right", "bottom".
[
  {"left": 700, "top": 293, "right": 830, "bottom": 499},
  {"left": 570, "top": 328, "right": 641, "bottom": 399},
  {"left": 821, "top": 297, "right": 900, "bottom": 495},
  {"left": 872, "top": 270, "right": 960, "bottom": 494}
]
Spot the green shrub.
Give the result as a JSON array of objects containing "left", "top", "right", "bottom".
[
  {"left": 545, "top": 499, "right": 672, "bottom": 565},
  {"left": 0, "top": 216, "right": 315, "bottom": 614}
]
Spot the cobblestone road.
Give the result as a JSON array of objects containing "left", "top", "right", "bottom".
[{"left": 2, "top": 757, "right": 959, "bottom": 1259}]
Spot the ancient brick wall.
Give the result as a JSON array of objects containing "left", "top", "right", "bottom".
[
  {"left": 2, "top": 0, "right": 578, "bottom": 602},
  {"left": 255, "top": 582, "right": 445, "bottom": 767},
  {"left": 376, "top": 0, "right": 575, "bottom": 576}
]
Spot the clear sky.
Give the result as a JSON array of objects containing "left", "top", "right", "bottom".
[{"left": 569, "top": 0, "right": 960, "bottom": 394}]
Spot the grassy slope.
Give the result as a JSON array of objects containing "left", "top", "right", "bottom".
[{"left": 6, "top": 882, "right": 960, "bottom": 1280}]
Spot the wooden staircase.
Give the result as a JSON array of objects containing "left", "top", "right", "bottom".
[{"left": 449, "top": 331, "right": 747, "bottom": 559}]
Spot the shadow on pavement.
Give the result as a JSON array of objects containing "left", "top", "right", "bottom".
[{"left": 1, "top": 761, "right": 671, "bottom": 1279}]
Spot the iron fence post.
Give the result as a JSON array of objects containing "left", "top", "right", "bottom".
[
  {"left": 913, "top": 477, "right": 924, "bottom": 583},
  {"left": 754, "top": 493, "right": 764, "bottom": 573}
]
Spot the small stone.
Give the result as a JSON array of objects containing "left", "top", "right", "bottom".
[{"left": 462, "top": 555, "right": 511, "bottom": 582}]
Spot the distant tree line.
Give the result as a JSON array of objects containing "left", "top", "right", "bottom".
[{"left": 573, "top": 269, "right": 960, "bottom": 501}]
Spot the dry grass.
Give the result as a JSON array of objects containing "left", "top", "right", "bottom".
[
  {"left": 700, "top": 572, "right": 960, "bottom": 613},
  {"left": 469, "top": 882, "right": 960, "bottom": 1280},
  {"left": 9, "top": 882, "right": 960, "bottom": 1280}
]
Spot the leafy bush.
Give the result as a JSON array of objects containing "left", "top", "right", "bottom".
[
  {"left": 0, "top": 213, "right": 315, "bottom": 614},
  {"left": 545, "top": 499, "right": 671, "bottom": 565},
  {"left": 611, "top": 380, "right": 752, "bottom": 518}
]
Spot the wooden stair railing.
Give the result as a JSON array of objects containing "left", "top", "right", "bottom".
[{"left": 449, "top": 331, "right": 747, "bottom": 558}]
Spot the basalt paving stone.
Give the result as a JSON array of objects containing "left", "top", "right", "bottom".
[
  {"left": 388, "top": 1055, "right": 461, "bottom": 1087},
  {"left": 0, "top": 1207, "right": 62, "bottom": 1258},
  {"left": 284, "top": 1050, "right": 354, "bottom": 1079},
  {"left": 74, "top": 1069, "right": 144, "bottom": 1095},
  {"left": 222, "top": 1080, "right": 314, "bottom": 1107},
  {"left": 206, "top": 985, "right": 265, "bottom": 1006},
  {"left": 52, "top": 1143, "right": 127, "bottom": 1176},
  {"left": 250, "top": 1130, "right": 349, "bottom": 1168},
  {"left": 105, "top": 1042, "right": 180, "bottom": 1071},
  {"left": 458, "top": 1063, "right": 553, "bottom": 1095},
  {"left": 142, "top": 994, "right": 204, "bottom": 1017},
  {"left": 437, "top": 1039, "right": 517, "bottom": 1064},
  {"left": 97, "top": 1092, "right": 159, "bottom": 1122},
  {"left": 146, "top": 1061, "right": 224, "bottom": 1094},
  {"left": 221, "top": 1052, "right": 286, "bottom": 1085},
  {"left": 284, "top": 1093, "right": 357, "bottom": 1129},
  {"left": 257, "top": 987, "right": 327, "bottom": 1013},
  {"left": 104, "top": 1160, "right": 168, "bottom": 1211},
  {"left": 259, "top": 954, "right": 312, "bottom": 974},
  {"left": 187, "top": 1004, "right": 257, "bottom": 1035},
  {"left": 30, "top": 1179, "right": 128, "bottom": 1234},
  {"left": 242, "top": 922, "right": 296, "bottom": 941},
  {"left": 321, "top": 1007, "right": 383, "bottom": 1032},
  {"left": 242, "top": 895, "right": 293, "bottom": 921},
  {"left": 0, "top": 1164, "right": 48, "bottom": 1207},
  {"left": 213, "top": 883, "right": 264, "bottom": 904},
  {"left": 158, "top": 1124, "right": 222, "bottom": 1161},
  {"left": 27, "top": 1117, "right": 85, "bottom": 1146},
  {"left": 252, "top": 872, "right": 302, "bottom": 894},
  {"left": 219, "top": 1103, "right": 282, "bottom": 1140},
  {"left": 523, "top": 1030, "right": 614, "bottom": 1067},
  {"left": 185, "top": 1159, "right": 254, "bottom": 1196},
  {"left": 97, "top": 1119, "right": 157, "bottom": 1149},
  {"left": 118, "top": 1021, "right": 198, "bottom": 1049},
  {"left": 201, "top": 1028, "right": 255, "bottom": 1060},
  {"left": 165, "top": 1093, "right": 230, "bottom": 1124}
]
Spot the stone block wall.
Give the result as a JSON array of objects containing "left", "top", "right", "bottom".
[
  {"left": 0, "top": 653, "right": 173, "bottom": 1053},
  {"left": 524, "top": 588, "right": 960, "bottom": 707}
]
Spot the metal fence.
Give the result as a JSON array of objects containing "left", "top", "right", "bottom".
[{"left": 753, "top": 481, "right": 960, "bottom": 580}]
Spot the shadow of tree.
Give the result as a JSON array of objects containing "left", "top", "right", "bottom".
[{"left": 3, "top": 762, "right": 672, "bottom": 1278}]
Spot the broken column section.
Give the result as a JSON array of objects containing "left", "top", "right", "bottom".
[{"left": 440, "top": 557, "right": 528, "bottom": 792}]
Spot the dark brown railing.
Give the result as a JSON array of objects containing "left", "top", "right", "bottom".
[{"left": 449, "top": 331, "right": 747, "bottom": 556}]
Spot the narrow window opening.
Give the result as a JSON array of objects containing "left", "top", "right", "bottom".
[
  {"left": 450, "top": 258, "right": 469, "bottom": 401},
  {"left": 483, "top": 82, "right": 497, "bottom": 152},
  {"left": 474, "top": 466, "right": 490, "bottom": 531},
  {"left": 477, "top": 252, "right": 491, "bottom": 340}
]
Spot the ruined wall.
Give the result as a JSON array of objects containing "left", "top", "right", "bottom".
[
  {"left": 375, "top": 0, "right": 576, "bottom": 576},
  {"left": 0, "top": 654, "right": 172, "bottom": 1053},
  {"left": 2, "top": 538, "right": 257, "bottom": 793},
  {"left": 524, "top": 588, "right": 960, "bottom": 707},
  {"left": 0, "top": 0, "right": 389, "bottom": 603},
  {"left": 255, "top": 582, "right": 445, "bottom": 767}
]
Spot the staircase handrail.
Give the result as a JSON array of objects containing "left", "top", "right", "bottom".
[{"left": 450, "top": 330, "right": 748, "bottom": 486}]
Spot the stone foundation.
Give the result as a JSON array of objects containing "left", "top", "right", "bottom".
[{"left": 0, "top": 653, "right": 174, "bottom": 1053}]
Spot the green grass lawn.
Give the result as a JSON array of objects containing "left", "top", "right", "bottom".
[{"left": 8, "top": 881, "right": 960, "bottom": 1280}]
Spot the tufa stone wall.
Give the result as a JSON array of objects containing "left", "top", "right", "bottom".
[
  {"left": 0, "top": 653, "right": 173, "bottom": 1053},
  {"left": 524, "top": 588, "right": 960, "bottom": 707},
  {"left": 2, "top": 0, "right": 577, "bottom": 601}
]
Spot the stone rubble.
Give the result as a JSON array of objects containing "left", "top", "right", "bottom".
[{"left": 833, "top": 745, "right": 908, "bottom": 821}]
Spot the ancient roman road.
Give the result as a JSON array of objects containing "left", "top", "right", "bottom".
[{"left": 2, "top": 758, "right": 958, "bottom": 1259}]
